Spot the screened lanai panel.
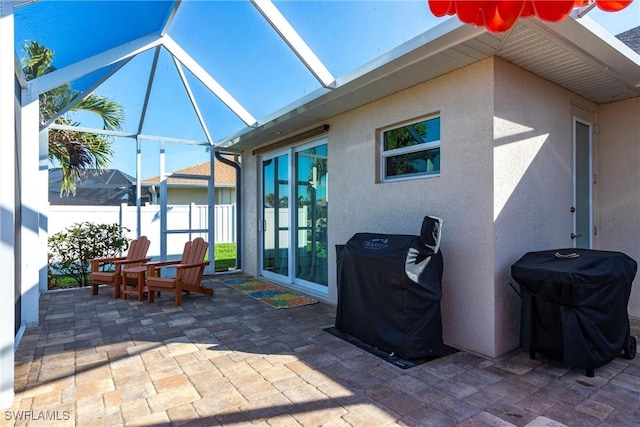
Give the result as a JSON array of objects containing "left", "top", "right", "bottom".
[
  {"left": 141, "top": 46, "right": 247, "bottom": 143},
  {"left": 276, "top": 0, "right": 447, "bottom": 78},
  {"left": 71, "top": 42, "right": 247, "bottom": 143},
  {"left": 163, "top": 142, "right": 210, "bottom": 178},
  {"left": 59, "top": 64, "right": 121, "bottom": 109},
  {"left": 181, "top": 67, "right": 248, "bottom": 143},
  {"left": 71, "top": 49, "right": 160, "bottom": 134},
  {"left": 167, "top": 0, "right": 322, "bottom": 121},
  {"left": 14, "top": 1, "right": 174, "bottom": 69},
  {"left": 138, "top": 47, "right": 210, "bottom": 142}
]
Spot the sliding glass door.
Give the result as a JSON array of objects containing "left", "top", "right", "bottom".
[
  {"left": 261, "top": 139, "right": 328, "bottom": 294},
  {"left": 262, "top": 154, "right": 289, "bottom": 277},
  {"left": 295, "top": 144, "right": 328, "bottom": 286}
]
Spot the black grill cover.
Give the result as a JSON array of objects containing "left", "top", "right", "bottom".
[
  {"left": 336, "top": 231, "right": 443, "bottom": 359},
  {"left": 512, "top": 248, "right": 637, "bottom": 369}
]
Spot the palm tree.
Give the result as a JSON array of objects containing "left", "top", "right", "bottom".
[{"left": 21, "top": 41, "right": 124, "bottom": 196}]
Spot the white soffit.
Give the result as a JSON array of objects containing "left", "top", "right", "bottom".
[{"left": 498, "top": 18, "right": 640, "bottom": 104}]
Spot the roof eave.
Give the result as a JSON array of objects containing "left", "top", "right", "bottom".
[{"left": 218, "top": 16, "right": 640, "bottom": 153}]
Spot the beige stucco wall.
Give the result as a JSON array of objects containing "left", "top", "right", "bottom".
[
  {"left": 596, "top": 97, "right": 640, "bottom": 318},
  {"left": 241, "top": 56, "right": 639, "bottom": 358},
  {"left": 244, "top": 59, "right": 498, "bottom": 356},
  {"left": 242, "top": 156, "right": 260, "bottom": 276},
  {"left": 331, "top": 59, "right": 498, "bottom": 356},
  {"left": 493, "top": 58, "right": 598, "bottom": 355}
]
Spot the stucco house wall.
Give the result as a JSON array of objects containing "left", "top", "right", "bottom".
[
  {"left": 244, "top": 59, "right": 498, "bottom": 356},
  {"left": 241, "top": 156, "right": 260, "bottom": 276},
  {"left": 241, "top": 56, "right": 639, "bottom": 358},
  {"left": 492, "top": 58, "right": 599, "bottom": 356},
  {"left": 596, "top": 97, "right": 640, "bottom": 318},
  {"left": 329, "top": 59, "right": 497, "bottom": 356}
]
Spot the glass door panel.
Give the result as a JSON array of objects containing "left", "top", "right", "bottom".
[
  {"left": 574, "top": 120, "right": 592, "bottom": 249},
  {"left": 295, "top": 144, "right": 328, "bottom": 286},
  {"left": 262, "top": 154, "right": 289, "bottom": 277}
]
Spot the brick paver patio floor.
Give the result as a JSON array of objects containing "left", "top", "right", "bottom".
[{"left": 4, "top": 274, "right": 640, "bottom": 426}]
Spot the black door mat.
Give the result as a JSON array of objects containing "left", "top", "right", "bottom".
[{"left": 324, "top": 327, "right": 458, "bottom": 369}]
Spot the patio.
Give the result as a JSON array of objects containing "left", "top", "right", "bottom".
[{"left": 6, "top": 274, "right": 640, "bottom": 426}]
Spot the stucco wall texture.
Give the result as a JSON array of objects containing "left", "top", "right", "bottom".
[
  {"left": 241, "top": 57, "right": 639, "bottom": 358},
  {"left": 596, "top": 97, "right": 640, "bottom": 319}
]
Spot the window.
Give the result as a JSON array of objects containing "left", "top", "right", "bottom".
[{"left": 380, "top": 116, "right": 440, "bottom": 181}]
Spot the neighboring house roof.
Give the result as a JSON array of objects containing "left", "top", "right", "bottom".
[
  {"left": 616, "top": 26, "right": 640, "bottom": 54},
  {"left": 143, "top": 159, "right": 237, "bottom": 188},
  {"left": 49, "top": 168, "right": 145, "bottom": 206}
]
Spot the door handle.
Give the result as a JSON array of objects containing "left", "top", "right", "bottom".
[{"left": 571, "top": 233, "right": 582, "bottom": 239}]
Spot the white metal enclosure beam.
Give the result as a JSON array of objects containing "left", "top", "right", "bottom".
[
  {"left": 47, "top": 123, "right": 209, "bottom": 145},
  {"left": 251, "top": 0, "right": 335, "bottom": 88},
  {"left": 172, "top": 56, "right": 217, "bottom": 275},
  {"left": 172, "top": 56, "right": 214, "bottom": 145},
  {"left": 161, "top": 0, "right": 182, "bottom": 35},
  {"left": 19, "top": 89, "right": 41, "bottom": 329},
  {"left": 0, "top": 0, "right": 16, "bottom": 410},
  {"left": 161, "top": 35, "right": 257, "bottom": 127},
  {"left": 40, "top": 57, "right": 133, "bottom": 130},
  {"left": 137, "top": 46, "right": 162, "bottom": 135},
  {"left": 30, "top": 32, "right": 164, "bottom": 95}
]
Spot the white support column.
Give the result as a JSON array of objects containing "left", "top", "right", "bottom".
[
  {"left": 38, "top": 128, "right": 49, "bottom": 294},
  {"left": 159, "top": 142, "right": 167, "bottom": 260},
  {"left": 0, "top": 0, "right": 16, "bottom": 410},
  {"left": 19, "top": 87, "right": 41, "bottom": 327},
  {"left": 207, "top": 148, "right": 215, "bottom": 275},
  {"left": 136, "top": 136, "right": 142, "bottom": 237}
]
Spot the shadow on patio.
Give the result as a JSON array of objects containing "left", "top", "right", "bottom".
[{"left": 6, "top": 274, "right": 640, "bottom": 426}]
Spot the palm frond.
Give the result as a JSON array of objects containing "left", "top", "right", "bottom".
[
  {"left": 74, "top": 94, "right": 124, "bottom": 131},
  {"left": 21, "top": 41, "right": 56, "bottom": 80},
  {"left": 22, "top": 41, "right": 124, "bottom": 196}
]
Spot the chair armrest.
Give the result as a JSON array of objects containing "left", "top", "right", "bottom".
[
  {"left": 174, "top": 261, "right": 210, "bottom": 270},
  {"left": 146, "top": 260, "right": 182, "bottom": 276},
  {"left": 88, "top": 256, "right": 127, "bottom": 264},
  {"left": 113, "top": 257, "right": 152, "bottom": 265},
  {"left": 145, "top": 260, "right": 182, "bottom": 268},
  {"left": 146, "top": 261, "right": 209, "bottom": 277},
  {"left": 90, "top": 256, "right": 127, "bottom": 272}
]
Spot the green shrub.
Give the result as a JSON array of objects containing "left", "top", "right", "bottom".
[{"left": 48, "top": 222, "right": 130, "bottom": 287}]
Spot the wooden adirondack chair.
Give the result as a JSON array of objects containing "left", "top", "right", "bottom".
[
  {"left": 146, "top": 237, "right": 213, "bottom": 306},
  {"left": 89, "top": 236, "right": 151, "bottom": 298}
]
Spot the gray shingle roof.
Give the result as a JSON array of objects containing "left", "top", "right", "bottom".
[{"left": 616, "top": 26, "right": 640, "bottom": 54}]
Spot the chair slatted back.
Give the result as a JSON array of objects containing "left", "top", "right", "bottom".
[
  {"left": 127, "top": 236, "right": 150, "bottom": 268},
  {"left": 180, "top": 237, "right": 208, "bottom": 285}
]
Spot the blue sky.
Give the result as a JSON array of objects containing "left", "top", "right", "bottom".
[{"left": 14, "top": 0, "right": 640, "bottom": 179}]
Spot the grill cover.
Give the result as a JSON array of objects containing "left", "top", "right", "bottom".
[
  {"left": 336, "top": 220, "right": 444, "bottom": 359},
  {"left": 512, "top": 248, "right": 637, "bottom": 369}
]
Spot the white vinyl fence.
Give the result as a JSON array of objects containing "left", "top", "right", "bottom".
[{"left": 48, "top": 203, "right": 236, "bottom": 258}]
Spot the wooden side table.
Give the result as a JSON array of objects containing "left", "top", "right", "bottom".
[{"left": 121, "top": 265, "right": 148, "bottom": 301}]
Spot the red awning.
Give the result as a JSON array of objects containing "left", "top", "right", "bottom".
[{"left": 428, "top": 1, "right": 632, "bottom": 33}]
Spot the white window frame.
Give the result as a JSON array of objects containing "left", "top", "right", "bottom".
[{"left": 380, "top": 114, "right": 441, "bottom": 182}]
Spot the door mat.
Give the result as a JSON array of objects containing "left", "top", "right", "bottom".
[
  {"left": 223, "top": 277, "right": 319, "bottom": 309},
  {"left": 324, "top": 327, "right": 458, "bottom": 369}
]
